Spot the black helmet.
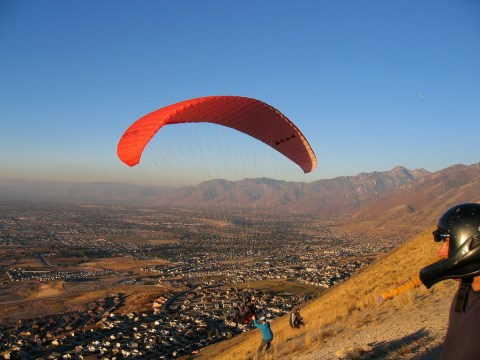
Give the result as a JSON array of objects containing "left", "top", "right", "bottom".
[{"left": 420, "top": 203, "right": 480, "bottom": 288}]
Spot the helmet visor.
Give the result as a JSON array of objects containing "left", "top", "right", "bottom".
[{"left": 432, "top": 229, "right": 450, "bottom": 242}]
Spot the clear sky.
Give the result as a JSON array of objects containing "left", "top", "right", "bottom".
[{"left": 1, "top": 0, "right": 479, "bottom": 186}]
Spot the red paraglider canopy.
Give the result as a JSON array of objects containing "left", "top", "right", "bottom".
[{"left": 117, "top": 96, "right": 317, "bottom": 173}]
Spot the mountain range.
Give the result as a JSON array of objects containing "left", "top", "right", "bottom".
[{"left": 1, "top": 162, "right": 479, "bottom": 238}]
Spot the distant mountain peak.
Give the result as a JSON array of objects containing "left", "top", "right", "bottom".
[{"left": 0, "top": 163, "right": 477, "bottom": 228}]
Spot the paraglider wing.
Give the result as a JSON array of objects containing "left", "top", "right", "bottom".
[{"left": 117, "top": 96, "right": 317, "bottom": 173}]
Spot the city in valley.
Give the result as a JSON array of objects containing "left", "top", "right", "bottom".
[{"left": 0, "top": 202, "right": 402, "bottom": 359}]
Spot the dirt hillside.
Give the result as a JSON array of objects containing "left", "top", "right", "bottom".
[{"left": 196, "top": 228, "right": 457, "bottom": 359}]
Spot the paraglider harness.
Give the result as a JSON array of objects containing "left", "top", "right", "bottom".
[
  {"left": 455, "top": 277, "right": 473, "bottom": 313},
  {"left": 227, "top": 300, "right": 257, "bottom": 325}
]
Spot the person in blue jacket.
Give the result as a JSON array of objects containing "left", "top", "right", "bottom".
[{"left": 253, "top": 315, "right": 273, "bottom": 354}]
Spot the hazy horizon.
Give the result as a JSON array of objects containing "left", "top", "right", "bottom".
[{"left": 1, "top": 161, "right": 478, "bottom": 191}]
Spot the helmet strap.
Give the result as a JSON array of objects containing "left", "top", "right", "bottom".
[{"left": 455, "top": 278, "right": 473, "bottom": 313}]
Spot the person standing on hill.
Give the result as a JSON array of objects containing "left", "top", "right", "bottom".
[
  {"left": 289, "top": 306, "right": 305, "bottom": 329},
  {"left": 419, "top": 202, "right": 480, "bottom": 360},
  {"left": 253, "top": 315, "right": 273, "bottom": 355},
  {"left": 242, "top": 296, "right": 257, "bottom": 322}
]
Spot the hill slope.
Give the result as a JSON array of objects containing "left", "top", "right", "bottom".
[
  {"left": 195, "top": 229, "right": 457, "bottom": 360},
  {"left": 342, "top": 163, "right": 480, "bottom": 238}
]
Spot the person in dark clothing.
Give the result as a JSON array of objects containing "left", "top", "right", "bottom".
[
  {"left": 419, "top": 203, "right": 480, "bottom": 360},
  {"left": 226, "top": 296, "right": 257, "bottom": 326},
  {"left": 247, "top": 304, "right": 256, "bottom": 317},
  {"left": 243, "top": 297, "right": 256, "bottom": 319},
  {"left": 253, "top": 315, "right": 273, "bottom": 355},
  {"left": 289, "top": 306, "right": 305, "bottom": 329}
]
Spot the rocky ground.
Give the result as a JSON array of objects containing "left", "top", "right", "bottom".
[{"left": 283, "top": 281, "right": 457, "bottom": 360}]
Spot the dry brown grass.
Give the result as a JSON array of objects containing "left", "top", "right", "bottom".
[
  {"left": 80, "top": 257, "right": 168, "bottom": 272},
  {"left": 26, "top": 281, "right": 65, "bottom": 299},
  {"left": 197, "top": 228, "right": 441, "bottom": 359},
  {"left": 243, "top": 279, "right": 322, "bottom": 296}
]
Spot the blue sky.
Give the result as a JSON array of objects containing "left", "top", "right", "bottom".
[{"left": 1, "top": 0, "right": 479, "bottom": 186}]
